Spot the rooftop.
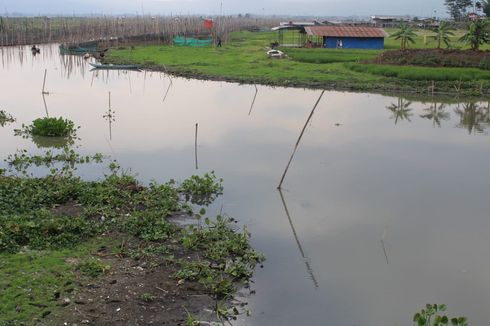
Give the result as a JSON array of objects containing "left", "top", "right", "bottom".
[{"left": 305, "top": 26, "right": 388, "bottom": 38}]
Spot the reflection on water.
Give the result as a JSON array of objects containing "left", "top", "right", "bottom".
[
  {"left": 1, "top": 44, "right": 490, "bottom": 326},
  {"left": 387, "top": 98, "right": 413, "bottom": 124},
  {"left": 455, "top": 102, "right": 490, "bottom": 135},
  {"left": 420, "top": 102, "right": 450, "bottom": 128}
]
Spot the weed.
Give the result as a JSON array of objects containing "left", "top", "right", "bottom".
[
  {"left": 413, "top": 304, "right": 468, "bottom": 326},
  {"left": 141, "top": 293, "right": 155, "bottom": 302},
  {"left": 0, "top": 110, "right": 15, "bottom": 127},
  {"left": 78, "top": 259, "right": 111, "bottom": 277},
  {"left": 180, "top": 172, "right": 223, "bottom": 205},
  {"left": 16, "top": 117, "right": 78, "bottom": 137}
]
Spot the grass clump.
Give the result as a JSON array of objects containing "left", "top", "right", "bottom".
[
  {"left": 78, "top": 259, "right": 111, "bottom": 277},
  {"left": 346, "top": 63, "right": 490, "bottom": 81}
]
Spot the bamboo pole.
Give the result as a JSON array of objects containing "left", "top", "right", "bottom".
[
  {"left": 277, "top": 90, "right": 325, "bottom": 189},
  {"left": 195, "top": 123, "right": 199, "bottom": 170}
]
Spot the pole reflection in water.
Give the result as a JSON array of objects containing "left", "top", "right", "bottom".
[
  {"left": 162, "top": 75, "right": 173, "bottom": 103},
  {"left": 249, "top": 84, "right": 258, "bottom": 116},
  {"left": 278, "top": 189, "right": 319, "bottom": 288},
  {"left": 103, "top": 91, "right": 116, "bottom": 141}
]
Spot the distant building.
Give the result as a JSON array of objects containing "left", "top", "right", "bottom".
[
  {"left": 305, "top": 26, "right": 388, "bottom": 49},
  {"left": 371, "top": 15, "right": 411, "bottom": 28}
]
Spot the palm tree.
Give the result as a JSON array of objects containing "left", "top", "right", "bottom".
[
  {"left": 420, "top": 102, "right": 450, "bottom": 127},
  {"left": 435, "top": 21, "right": 456, "bottom": 48},
  {"left": 387, "top": 98, "right": 413, "bottom": 125},
  {"left": 391, "top": 24, "right": 417, "bottom": 50},
  {"left": 459, "top": 19, "right": 490, "bottom": 51}
]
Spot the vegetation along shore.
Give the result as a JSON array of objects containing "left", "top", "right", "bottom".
[
  {"left": 105, "top": 27, "right": 490, "bottom": 97},
  {"left": 0, "top": 141, "right": 264, "bottom": 325}
]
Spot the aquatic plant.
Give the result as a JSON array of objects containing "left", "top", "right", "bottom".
[
  {"left": 180, "top": 171, "right": 224, "bottom": 205},
  {"left": 413, "top": 304, "right": 467, "bottom": 326},
  {"left": 16, "top": 117, "right": 78, "bottom": 137},
  {"left": 0, "top": 110, "right": 15, "bottom": 127},
  {"left": 0, "top": 149, "right": 263, "bottom": 323}
]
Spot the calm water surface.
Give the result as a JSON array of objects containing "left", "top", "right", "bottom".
[{"left": 1, "top": 45, "right": 490, "bottom": 326}]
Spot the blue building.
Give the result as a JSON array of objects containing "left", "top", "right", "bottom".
[{"left": 304, "top": 26, "right": 388, "bottom": 50}]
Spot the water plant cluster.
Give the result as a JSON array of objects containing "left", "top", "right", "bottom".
[
  {"left": 15, "top": 117, "right": 78, "bottom": 138},
  {"left": 413, "top": 304, "right": 467, "bottom": 326},
  {"left": 0, "top": 110, "right": 15, "bottom": 127},
  {"left": 0, "top": 149, "right": 264, "bottom": 323}
]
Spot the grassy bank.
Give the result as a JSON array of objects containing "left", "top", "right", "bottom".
[
  {"left": 0, "top": 150, "right": 264, "bottom": 325},
  {"left": 106, "top": 31, "right": 490, "bottom": 97}
]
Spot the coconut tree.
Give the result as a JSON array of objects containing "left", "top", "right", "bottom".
[
  {"left": 435, "top": 21, "right": 456, "bottom": 48},
  {"left": 459, "top": 18, "right": 490, "bottom": 50},
  {"left": 391, "top": 24, "right": 417, "bottom": 50}
]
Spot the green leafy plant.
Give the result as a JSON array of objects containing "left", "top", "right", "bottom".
[
  {"left": 413, "top": 304, "right": 468, "bottom": 326},
  {"left": 141, "top": 293, "right": 155, "bottom": 302},
  {"left": 15, "top": 117, "right": 78, "bottom": 137},
  {"left": 435, "top": 21, "right": 456, "bottom": 49},
  {"left": 460, "top": 19, "right": 490, "bottom": 51},
  {"left": 0, "top": 110, "right": 15, "bottom": 127},
  {"left": 391, "top": 24, "right": 417, "bottom": 50},
  {"left": 180, "top": 172, "right": 224, "bottom": 205},
  {"left": 79, "top": 259, "right": 111, "bottom": 277}
]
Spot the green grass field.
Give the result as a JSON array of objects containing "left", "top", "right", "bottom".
[{"left": 107, "top": 30, "right": 490, "bottom": 96}]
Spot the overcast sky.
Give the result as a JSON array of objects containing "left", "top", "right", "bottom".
[{"left": 0, "top": 0, "right": 448, "bottom": 18}]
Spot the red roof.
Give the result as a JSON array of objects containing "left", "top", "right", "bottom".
[{"left": 305, "top": 26, "right": 388, "bottom": 38}]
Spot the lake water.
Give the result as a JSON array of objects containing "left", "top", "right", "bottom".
[{"left": 1, "top": 44, "right": 490, "bottom": 326}]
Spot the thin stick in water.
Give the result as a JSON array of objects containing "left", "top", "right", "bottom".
[
  {"left": 195, "top": 123, "right": 199, "bottom": 170},
  {"left": 42, "top": 68, "right": 48, "bottom": 94},
  {"left": 277, "top": 90, "right": 325, "bottom": 189}
]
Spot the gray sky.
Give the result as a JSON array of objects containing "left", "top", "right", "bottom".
[{"left": 0, "top": 0, "right": 448, "bottom": 18}]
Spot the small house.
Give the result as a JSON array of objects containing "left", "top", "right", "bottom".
[{"left": 304, "top": 26, "right": 388, "bottom": 50}]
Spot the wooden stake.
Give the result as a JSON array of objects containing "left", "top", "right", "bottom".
[
  {"left": 195, "top": 123, "right": 199, "bottom": 170},
  {"left": 42, "top": 69, "right": 48, "bottom": 94},
  {"left": 277, "top": 90, "right": 325, "bottom": 189}
]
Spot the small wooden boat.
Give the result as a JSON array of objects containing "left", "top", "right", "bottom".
[
  {"left": 89, "top": 63, "right": 142, "bottom": 70},
  {"left": 59, "top": 41, "right": 98, "bottom": 55}
]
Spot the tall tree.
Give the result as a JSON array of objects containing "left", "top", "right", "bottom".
[
  {"left": 459, "top": 18, "right": 490, "bottom": 50},
  {"left": 435, "top": 21, "right": 456, "bottom": 48},
  {"left": 391, "top": 24, "right": 417, "bottom": 50},
  {"left": 481, "top": 0, "right": 490, "bottom": 16},
  {"left": 445, "top": 0, "right": 474, "bottom": 20}
]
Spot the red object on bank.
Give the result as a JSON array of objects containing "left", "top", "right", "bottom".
[{"left": 204, "top": 19, "right": 214, "bottom": 29}]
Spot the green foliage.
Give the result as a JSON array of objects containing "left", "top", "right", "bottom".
[
  {"left": 413, "top": 304, "right": 468, "bottom": 326},
  {"left": 391, "top": 24, "right": 417, "bottom": 50},
  {"left": 180, "top": 172, "right": 224, "bottom": 205},
  {"left": 283, "top": 48, "right": 380, "bottom": 64},
  {"left": 460, "top": 19, "right": 490, "bottom": 50},
  {"left": 0, "top": 149, "right": 263, "bottom": 323},
  {"left": 445, "top": 0, "right": 473, "bottom": 21},
  {"left": 346, "top": 63, "right": 490, "bottom": 81},
  {"left": 0, "top": 110, "right": 15, "bottom": 127},
  {"left": 140, "top": 293, "right": 155, "bottom": 302},
  {"left": 78, "top": 259, "right": 111, "bottom": 277},
  {"left": 435, "top": 21, "right": 456, "bottom": 48},
  {"left": 16, "top": 117, "right": 78, "bottom": 137},
  {"left": 5, "top": 147, "right": 104, "bottom": 176}
]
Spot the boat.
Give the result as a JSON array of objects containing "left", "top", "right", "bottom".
[
  {"left": 89, "top": 63, "right": 142, "bottom": 70},
  {"left": 59, "top": 41, "right": 98, "bottom": 55}
]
